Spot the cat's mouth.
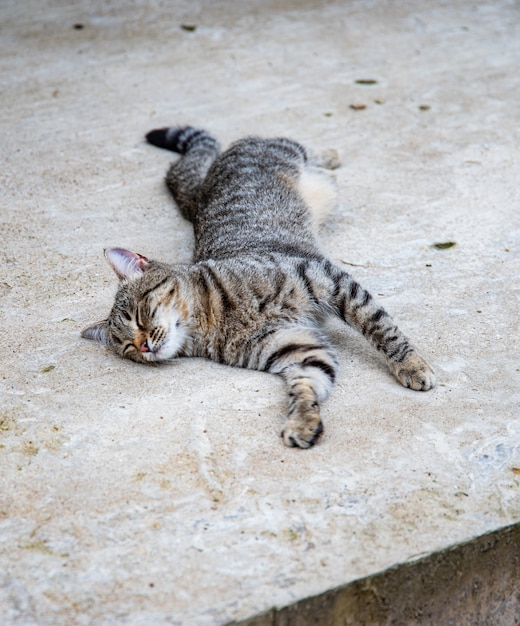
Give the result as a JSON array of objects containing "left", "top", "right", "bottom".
[
  {"left": 138, "top": 332, "right": 183, "bottom": 362},
  {"left": 138, "top": 326, "right": 168, "bottom": 357},
  {"left": 139, "top": 338, "right": 167, "bottom": 360},
  {"left": 140, "top": 339, "right": 153, "bottom": 353},
  {"left": 134, "top": 312, "right": 187, "bottom": 362}
]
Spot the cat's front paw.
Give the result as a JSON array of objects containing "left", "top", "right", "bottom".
[
  {"left": 389, "top": 352, "right": 436, "bottom": 391},
  {"left": 281, "top": 414, "right": 323, "bottom": 449}
]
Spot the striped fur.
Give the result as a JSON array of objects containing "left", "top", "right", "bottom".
[{"left": 82, "top": 126, "right": 436, "bottom": 448}]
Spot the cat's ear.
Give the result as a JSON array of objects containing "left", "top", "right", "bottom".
[
  {"left": 81, "top": 320, "right": 109, "bottom": 344},
  {"left": 104, "top": 247, "right": 149, "bottom": 281}
]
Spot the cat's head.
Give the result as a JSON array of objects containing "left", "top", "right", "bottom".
[{"left": 81, "top": 248, "right": 188, "bottom": 363}]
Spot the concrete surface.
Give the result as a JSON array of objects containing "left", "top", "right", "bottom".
[
  {"left": 1, "top": 1, "right": 519, "bottom": 625},
  {"left": 232, "top": 523, "right": 520, "bottom": 626}
]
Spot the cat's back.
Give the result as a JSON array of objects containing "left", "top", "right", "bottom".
[{"left": 193, "top": 136, "right": 324, "bottom": 261}]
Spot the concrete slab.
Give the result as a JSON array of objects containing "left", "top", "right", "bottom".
[
  {"left": 231, "top": 523, "right": 520, "bottom": 625},
  {"left": 1, "top": 1, "right": 519, "bottom": 624}
]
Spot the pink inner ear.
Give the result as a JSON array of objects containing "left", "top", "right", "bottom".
[{"left": 105, "top": 247, "right": 149, "bottom": 280}]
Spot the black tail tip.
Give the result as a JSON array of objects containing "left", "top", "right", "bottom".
[{"left": 145, "top": 128, "right": 171, "bottom": 150}]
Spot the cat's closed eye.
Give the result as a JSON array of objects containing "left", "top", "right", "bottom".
[{"left": 123, "top": 340, "right": 138, "bottom": 354}]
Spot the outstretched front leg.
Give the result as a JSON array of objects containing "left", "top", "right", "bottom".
[
  {"left": 260, "top": 326, "right": 338, "bottom": 448},
  {"left": 326, "top": 266, "right": 436, "bottom": 390}
]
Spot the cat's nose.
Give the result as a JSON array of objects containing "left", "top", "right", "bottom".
[{"left": 140, "top": 339, "right": 150, "bottom": 353}]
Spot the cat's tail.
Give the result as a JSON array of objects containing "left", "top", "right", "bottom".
[
  {"left": 146, "top": 126, "right": 219, "bottom": 156},
  {"left": 146, "top": 126, "right": 221, "bottom": 221}
]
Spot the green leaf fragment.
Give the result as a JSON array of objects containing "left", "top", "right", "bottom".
[{"left": 433, "top": 241, "right": 456, "bottom": 249}]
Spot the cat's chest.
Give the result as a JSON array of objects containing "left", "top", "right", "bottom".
[{"left": 188, "top": 266, "right": 315, "bottom": 362}]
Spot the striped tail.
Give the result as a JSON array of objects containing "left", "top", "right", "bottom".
[
  {"left": 146, "top": 126, "right": 221, "bottom": 221},
  {"left": 146, "top": 126, "right": 219, "bottom": 155}
]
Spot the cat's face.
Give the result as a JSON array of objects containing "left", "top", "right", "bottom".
[{"left": 82, "top": 248, "right": 188, "bottom": 363}]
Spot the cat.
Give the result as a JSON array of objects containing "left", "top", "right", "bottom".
[{"left": 82, "top": 126, "right": 436, "bottom": 448}]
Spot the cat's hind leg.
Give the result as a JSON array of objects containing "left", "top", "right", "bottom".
[{"left": 146, "top": 126, "right": 220, "bottom": 221}]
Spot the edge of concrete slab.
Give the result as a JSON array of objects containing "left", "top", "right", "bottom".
[{"left": 228, "top": 522, "right": 520, "bottom": 626}]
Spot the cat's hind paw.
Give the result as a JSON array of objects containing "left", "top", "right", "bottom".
[
  {"left": 389, "top": 352, "right": 436, "bottom": 391},
  {"left": 281, "top": 416, "right": 323, "bottom": 449}
]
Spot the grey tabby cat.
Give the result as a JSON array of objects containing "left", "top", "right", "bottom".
[{"left": 82, "top": 126, "right": 436, "bottom": 448}]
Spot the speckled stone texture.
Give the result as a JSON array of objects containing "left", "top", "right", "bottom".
[{"left": 1, "top": 1, "right": 519, "bottom": 625}]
